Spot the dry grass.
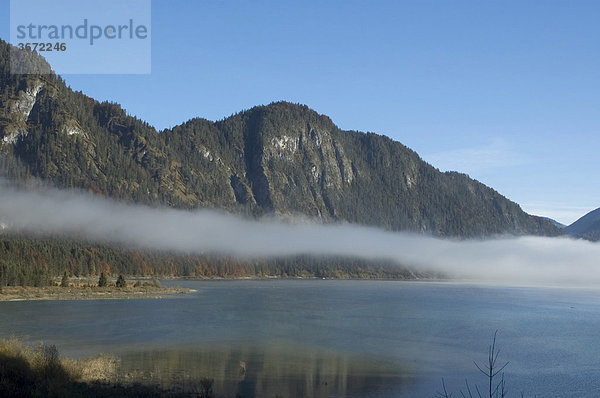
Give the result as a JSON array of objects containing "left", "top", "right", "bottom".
[
  {"left": 0, "top": 337, "right": 118, "bottom": 383},
  {"left": 0, "top": 284, "right": 193, "bottom": 302},
  {"left": 63, "top": 354, "right": 120, "bottom": 383},
  {"left": 0, "top": 337, "right": 192, "bottom": 397}
]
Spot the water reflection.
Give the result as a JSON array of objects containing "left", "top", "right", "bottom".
[{"left": 117, "top": 342, "right": 412, "bottom": 398}]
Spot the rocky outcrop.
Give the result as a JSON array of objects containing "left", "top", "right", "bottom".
[
  {"left": 159, "top": 103, "right": 561, "bottom": 237},
  {"left": 1, "top": 81, "right": 43, "bottom": 145}
]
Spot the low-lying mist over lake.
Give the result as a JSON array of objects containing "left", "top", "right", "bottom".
[{"left": 1, "top": 181, "right": 598, "bottom": 286}]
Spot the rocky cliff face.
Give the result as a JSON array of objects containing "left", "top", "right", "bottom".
[
  {"left": 0, "top": 40, "right": 562, "bottom": 238},
  {"left": 162, "top": 103, "right": 561, "bottom": 237}
]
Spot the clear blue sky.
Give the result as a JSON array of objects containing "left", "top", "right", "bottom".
[{"left": 1, "top": 0, "right": 599, "bottom": 224}]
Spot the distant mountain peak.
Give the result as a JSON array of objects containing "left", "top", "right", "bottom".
[{"left": 565, "top": 208, "right": 600, "bottom": 241}]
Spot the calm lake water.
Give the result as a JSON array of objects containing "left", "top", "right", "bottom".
[{"left": 2, "top": 280, "right": 600, "bottom": 397}]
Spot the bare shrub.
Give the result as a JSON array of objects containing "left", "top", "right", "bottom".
[{"left": 435, "top": 331, "right": 524, "bottom": 398}]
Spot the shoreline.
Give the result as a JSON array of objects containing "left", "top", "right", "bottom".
[
  {"left": 0, "top": 285, "right": 194, "bottom": 302},
  {"left": 0, "top": 274, "right": 437, "bottom": 302}
]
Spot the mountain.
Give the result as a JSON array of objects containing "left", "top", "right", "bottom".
[
  {"left": 565, "top": 208, "right": 600, "bottom": 241},
  {"left": 0, "top": 40, "right": 561, "bottom": 238},
  {"left": 543, "top": 217, "right": 566, "bottom": 229}
]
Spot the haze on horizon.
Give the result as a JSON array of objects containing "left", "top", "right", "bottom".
[{"left": 1, "top": 182, "right": 599, "bottom": 287}]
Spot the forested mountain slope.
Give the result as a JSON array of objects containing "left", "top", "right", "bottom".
[{"left": 0, "top": 39, "right": 561, "bottom": 238}]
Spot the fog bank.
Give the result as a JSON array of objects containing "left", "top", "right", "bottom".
[{"left": 0, "top": 183, "right": 598, "bottom": 286}]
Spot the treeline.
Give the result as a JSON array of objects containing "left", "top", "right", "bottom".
[{"left": 0, "top": 236, "right": 414, "bottom": 287}]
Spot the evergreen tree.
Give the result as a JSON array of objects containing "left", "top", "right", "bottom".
[
  {"left": 116, "top": 274, "right": 127, "bottom": 288},
  {"left": 60, "top": 271, "right": 69, "bottom": 287},
  {"left": 98, "top": 272, "right": 108, "bottom": 287}
]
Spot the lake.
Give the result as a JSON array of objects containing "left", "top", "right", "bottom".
[{"left": 2, "top": 280, "right": 600, "bottom": 397}]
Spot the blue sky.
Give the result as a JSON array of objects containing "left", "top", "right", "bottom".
[{"left": 1, "top": 0, "right": 599, "bottom": 224}]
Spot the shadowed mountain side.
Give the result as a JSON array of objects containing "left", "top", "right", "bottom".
[
  {"left": 543, "top": 217, "right": 566, "bottom": 229},
  {"left": 0, "top": 39, "right": 561, "bottom": 238},
  {"left": 565, "top": 208, "right": 600, "bottom": 241}
]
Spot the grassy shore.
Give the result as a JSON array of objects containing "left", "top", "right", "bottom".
[
  {"left": 0, "top": 337, "right": 202, "bottom": 397},
  {"left": 0, "top": 277, "right": 194, "bottom": 302}
]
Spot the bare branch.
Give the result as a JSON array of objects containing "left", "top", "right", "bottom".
[
  {"left": 435, "top": 378, "right": 453, "bottom": 398},
  {"left": 437, "top": 331, "right": 527, "bottom": 398}
]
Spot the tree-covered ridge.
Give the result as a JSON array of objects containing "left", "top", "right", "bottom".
[
  {"left": 0, "top": 235, "right": 414, "bottom": 287},
  {"left": 0, "top": 39, "right": 561, "bottom": 239}
]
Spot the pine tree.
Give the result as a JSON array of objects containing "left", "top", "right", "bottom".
[
  {"left": 60, "top": 271, "right": 69, "bottom": 287},
  {"left": 98, "top": 272, "right": 108, "bottom": 287},
  {"left": 116, "top": 275, "right": 127, "bottom": 288}
]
